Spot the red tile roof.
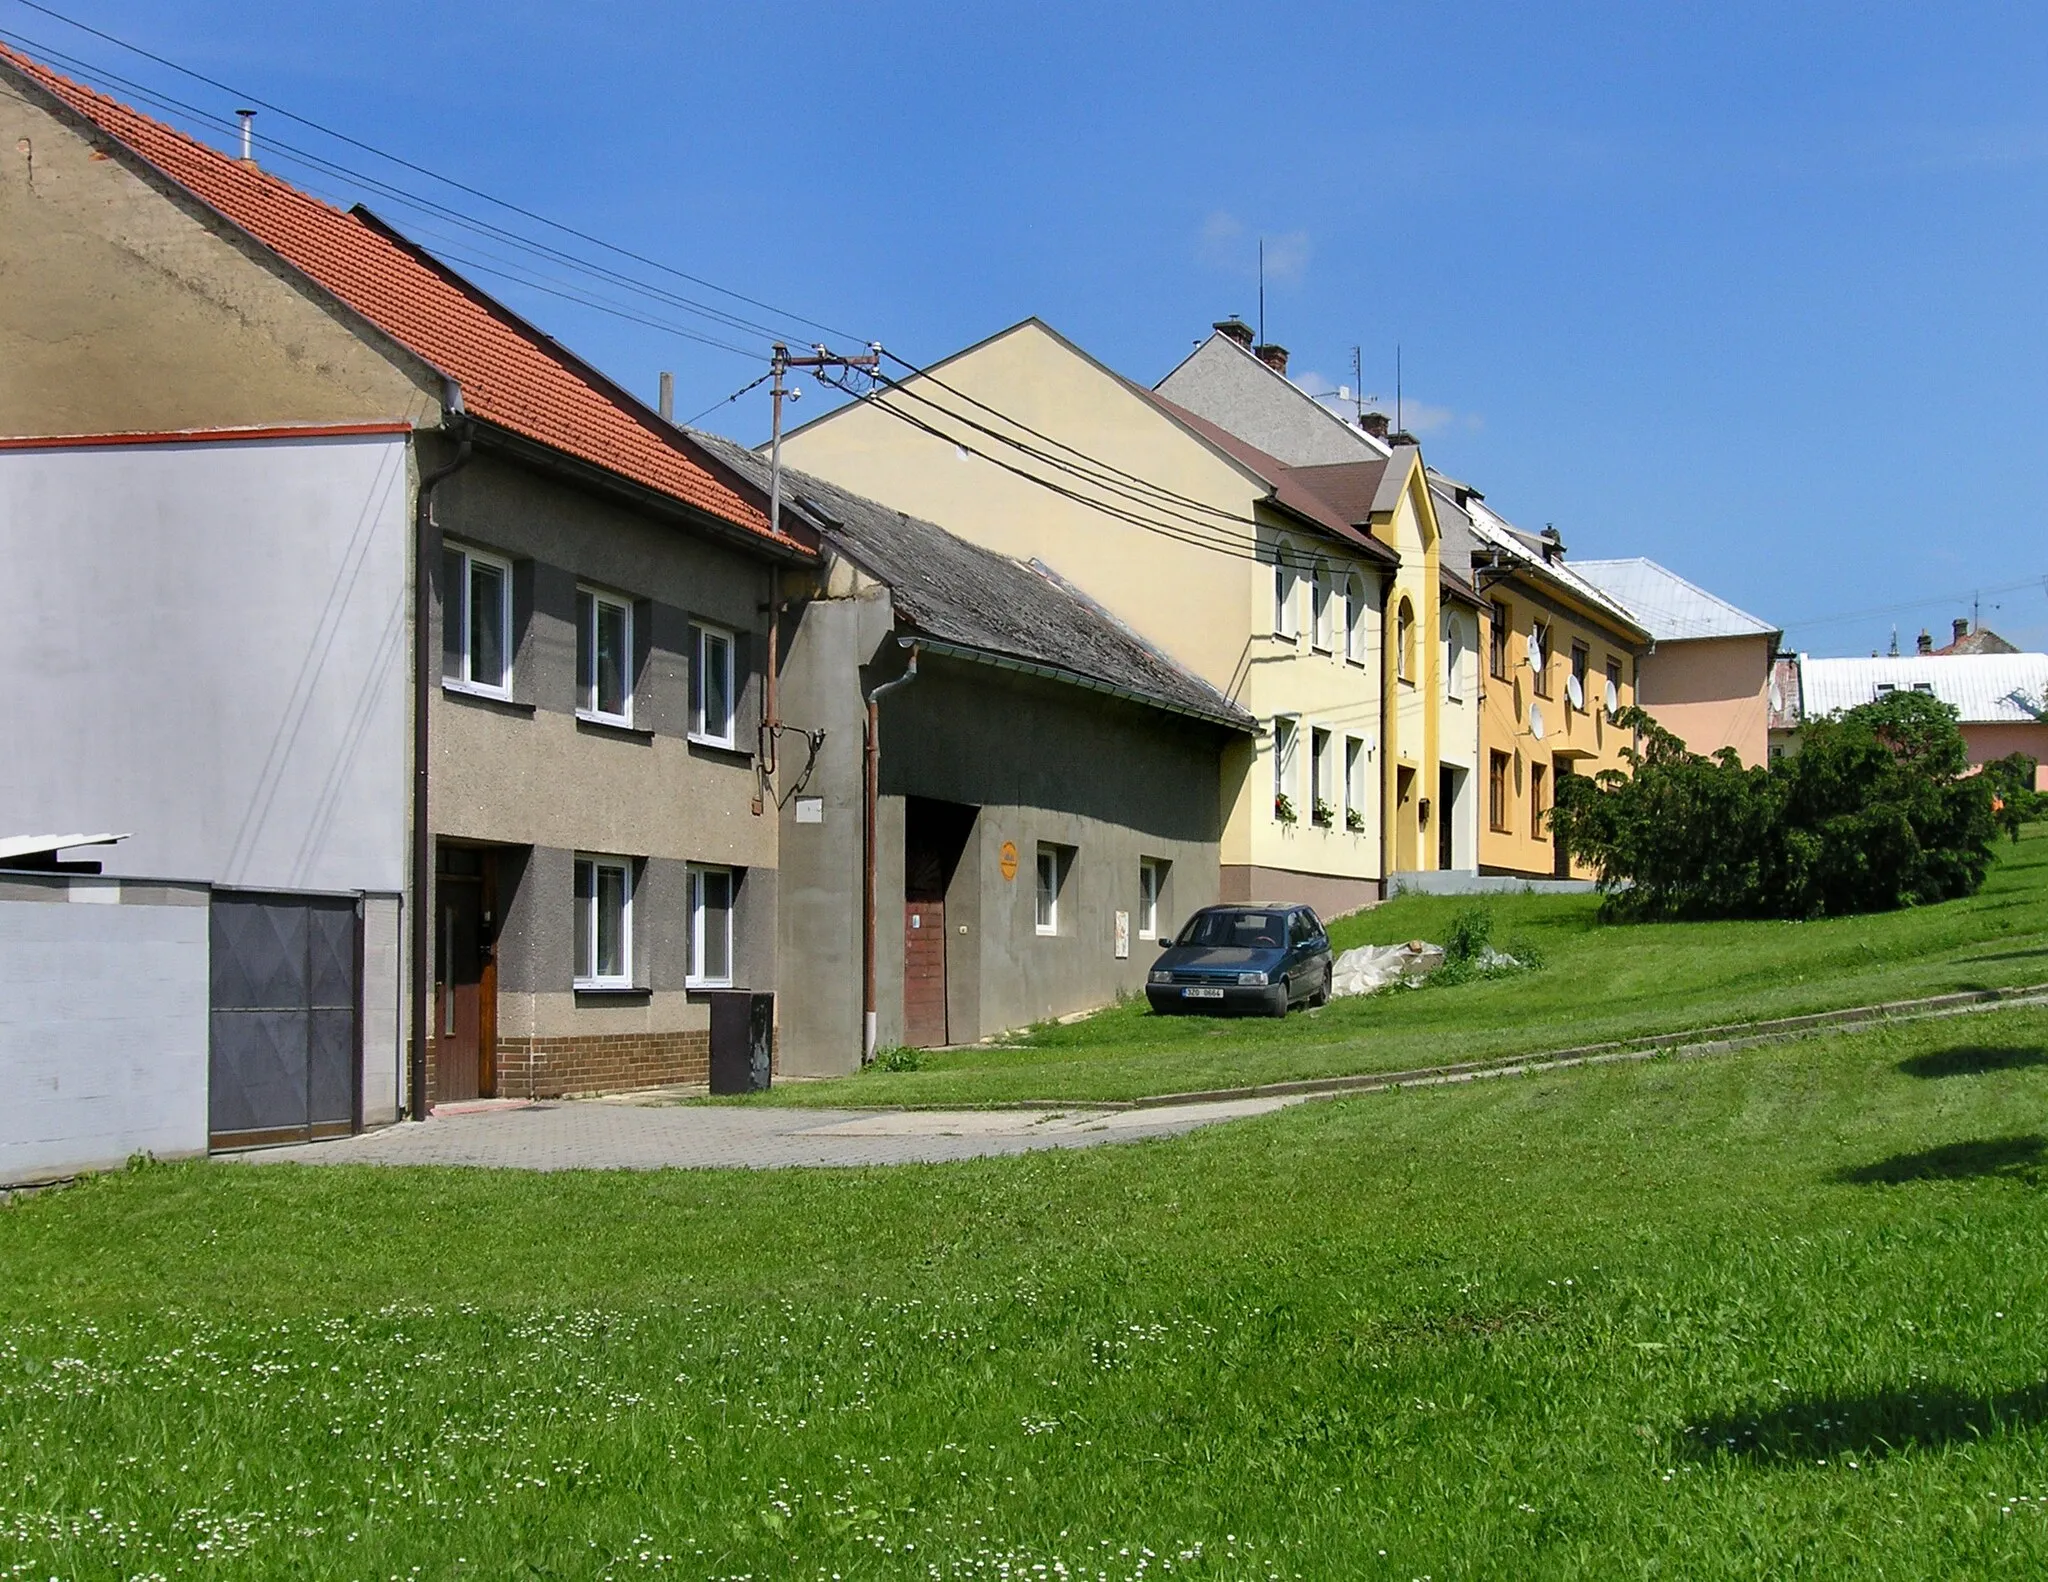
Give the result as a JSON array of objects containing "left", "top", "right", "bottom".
[{"left": 1, "top": 45, "right": 797, "bottom": 551}]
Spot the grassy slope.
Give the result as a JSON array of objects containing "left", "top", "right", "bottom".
[
  {"left": 7, "top": 1008, "right": 2048, "bottom": 1577},
  {"left": 762, "top": 823, "right": 2048, "bottom": 1108}
]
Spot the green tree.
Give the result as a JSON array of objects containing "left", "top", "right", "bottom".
[
  {"left": 1981, "top": 752, "right": 2043, "bottom": 844},
  {"left": 1550, "top": 693, "right": 1996, "bottom": 921}
]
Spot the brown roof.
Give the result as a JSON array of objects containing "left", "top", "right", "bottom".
[
  {"left": 1, "top": 45, "right": 798, "bottom": 552},
  {"left": 1933, "top": 627, "right": 2021, "bottom": 656},
  {"left": 1143, "top": 392, "right": 1396, "bottom": 564}
]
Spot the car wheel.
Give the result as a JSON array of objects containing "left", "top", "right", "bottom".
[
  {"left": 1267, "top": 979, "right": 1290, "bottom": 1017},
  {"left": 1308, "top": 965, "right": 1331, "bottom": 1008}
]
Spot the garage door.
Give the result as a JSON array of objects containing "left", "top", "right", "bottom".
[{"left": 209, "top": 892, "right": 360, "bottom": 1150}]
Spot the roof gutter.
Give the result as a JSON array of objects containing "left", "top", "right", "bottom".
[
  {"left": 407, "top": 382, "right": 471, "bottom": 1121},
  {"left": 901, "top": 636, "right": 1258, "bottom": 735}
]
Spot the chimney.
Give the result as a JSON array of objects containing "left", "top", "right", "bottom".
[
  {"left": 1916, "top": 628, "right": 1934, "bottom": 655},
  {"left": 1212, "top": 316, "right": 1255, "bottom": 350},
  {"left": 235, "top": 109, "right": 258, "bottom": 168},
  {"left": 1359, "top": 411, "right": 1391, "bottom": 440},
  {"left": 1388, "top": 430, "right": 1419, "bottom": 447},
  {"left": 1539, "top": 524, "right": 1565, "bottom": 562},
  {"left": 658, "top": 370, "right": 675, "bottom": 423},
  {"left": 1253, "top": 343, "right": 1289, "bottom": 377},
  {"left": 1953, "top": 617, "right": 1971, "bottom": 645}
]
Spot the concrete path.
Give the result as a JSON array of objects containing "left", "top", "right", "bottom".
[{"left": 232, "top": 1093, "right": 1300, "bottom": 1172}]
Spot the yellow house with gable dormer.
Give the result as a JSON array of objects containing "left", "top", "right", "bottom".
[{"left": 776, "top": 318, "right": 1452, "bottom": 912}]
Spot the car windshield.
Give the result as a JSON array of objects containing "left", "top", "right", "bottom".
[{"left": 1176, "top": 910, "right": 1287, "bottom": 949}]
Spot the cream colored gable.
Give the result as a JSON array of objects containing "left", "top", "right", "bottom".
[{"left": 0, "top": 78, "right": 438, "bottom": 436}]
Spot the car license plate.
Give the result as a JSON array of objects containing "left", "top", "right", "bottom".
[{"left": 1182, "top": 986, "right": 1225, "bottom": 999}]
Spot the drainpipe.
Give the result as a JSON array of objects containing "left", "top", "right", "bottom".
[
  {"left": 862, "top": 642, "right": 920, "bottom": 1065},
  {"left": 408, "top": 386, "right": 472, "bottom": 1120}
]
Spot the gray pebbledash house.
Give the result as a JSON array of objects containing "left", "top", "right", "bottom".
[{"left": 691, "top": 433, "right": 1257, "bottom": 1075}]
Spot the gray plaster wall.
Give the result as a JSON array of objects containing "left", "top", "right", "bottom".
[
  {"left": 0, "top": 878, "right": 210, "bottom": 1185},
  {"left": 1155, "top": 336, "right": 1385, "bottom": 468},
  {"left": 776, "top": 595, "right": 1232, "bottom": 1076},
  {"left": 425, "top": 445, "right": 782, "bottom": 1047}
]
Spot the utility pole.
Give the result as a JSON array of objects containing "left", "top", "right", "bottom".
[{"left": 766, "top": 341, "right": 883, "bottom": 545}]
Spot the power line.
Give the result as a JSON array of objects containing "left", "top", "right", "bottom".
[
  {"left": 6, "top": 0, "right": 868, "bottom": 346},
  {"left": 682, "top": 372, "right": 775, "bottom": 430},
  {"left": 1781, "top": 574, "right": 2048, "bottom": 633}
]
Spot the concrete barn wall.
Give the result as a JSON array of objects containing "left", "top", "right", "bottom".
[{"left": 0, "top": 881, "right": 209, "bottom": 1185}]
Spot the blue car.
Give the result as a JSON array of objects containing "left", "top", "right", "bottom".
[{"left": 1144, "top": 904, "right": 1334, "bottom": 1017}]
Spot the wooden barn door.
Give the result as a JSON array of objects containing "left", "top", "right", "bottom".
[{"left": 902, "top": 798, "right": 977, "bottom": 1049}]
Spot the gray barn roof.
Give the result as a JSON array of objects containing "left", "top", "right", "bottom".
[{"left": 688, "top": 430, "right": 1258, "bottom": 733}]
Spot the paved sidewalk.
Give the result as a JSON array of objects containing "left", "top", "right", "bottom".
[{"left": 232, "top": 1093, "right": 1300, "bottom": 1172}]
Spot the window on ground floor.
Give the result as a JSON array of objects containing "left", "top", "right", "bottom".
[
  {"left": 1530, "top": 761, "right": 1549, "bottom": 840},
  {"left": 573, "top": 854, "right": 633, "bottom": 988},
  {"left": 688, "top": 863, "right": 734, "bottom": 987},
  {"left": 1311, "top": 726, "right": 1334, "bottom": 825},
  {"left": 1344, "top": 736, "right": 1368, "bottom": 833},
  {"left": 1138, "top": 857, "right": 1167, "bottom": 940},
  {"left": 1489, "top": 751, "right": 1511, "bottom": 832},
  {"left": 1035, "top": 843, "right": 1072, "bottom": 936}
]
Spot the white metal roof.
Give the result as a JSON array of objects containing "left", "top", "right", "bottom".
[
  {"left": 1797, "top": 654, "right": 2048, "bottom": 724},
  {"left": 0, "top": 832, "right": 128, "bottom": 863},
  {"left": 1572, "top": 557, "right": 1778, "bottom": 644},
  {"left": 1460, "top": 498, "right": 1648, "bottom": 637}
]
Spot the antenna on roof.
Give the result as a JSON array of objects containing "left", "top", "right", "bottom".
[
  {"left": 1396, "top": 343, "right": 1403, "bottom": 434},
  {"left": 1350, "top": 345, "right": 1363, "bottom": 422}
]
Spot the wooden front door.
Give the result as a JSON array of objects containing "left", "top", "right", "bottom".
[
  {"left": 435, "top": 846, "right": 496, "bottom": 1102},
  {"left": 903, "top": 900, "right": 948, "bottom": 1048}
]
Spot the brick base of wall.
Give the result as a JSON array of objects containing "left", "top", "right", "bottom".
[{"left": 496, "top": 1030, "right": 711, "bottom": 1099}]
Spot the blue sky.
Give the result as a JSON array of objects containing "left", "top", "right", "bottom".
[{"left": 12, "top": 0, "right": 2048, "bottom": 653}]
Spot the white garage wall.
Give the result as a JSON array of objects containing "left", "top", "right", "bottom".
[
  {"left": 0, "top": 431, "right": 411, "bottom": 894},
  {"left": 0, "top": 886, "right": 209, "bottom": 1185}
]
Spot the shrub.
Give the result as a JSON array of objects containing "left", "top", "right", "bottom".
[
  {"left": 874, "top": 1045, "right": 923, "bottom": 1072},
  {"left": 1550, "top": 694, "right": 1996, "bottom": 920},
  {"left": 1982, "top": 752, "right": 2045, "bottom": 843}
]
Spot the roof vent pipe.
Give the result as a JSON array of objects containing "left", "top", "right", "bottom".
[
  {"left": 658, "top": 370, "right": 674, "bottom": 423},
  {"left": 235, "top": 109, "right": 256, "bottom": 167}
]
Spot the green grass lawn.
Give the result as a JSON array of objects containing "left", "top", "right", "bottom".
[
  {"left": 764, "top": 823, "right": 2048, "bottom": 1108},
  {"left": 8, "top": 1006, "right": 2048, "bottom": 1576}
]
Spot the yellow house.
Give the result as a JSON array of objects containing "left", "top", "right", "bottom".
[
  {"left": 776, "top": 318, "right": 1444, "bottom": 912},
  {"left": 1431, "top": 480, "right": 1650, "bottom": 879}
]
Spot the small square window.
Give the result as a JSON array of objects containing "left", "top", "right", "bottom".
[
  {"left": 688, "top": 864, "right": 734, "bottom": 986},
  {"left": 577, "top": 587, "right": 634, "bottom": 725},
  {"left": 1035, "top": 844, "right": 1071, "bottom": 936},
  {"left": 1138, "top": 857, "right": 1167, "bottom": 940},
  {"left": 442, "top": 543, "right": 513, "bottom": 697},
  {"left": 690, "top": 623, "right": 736, "bottom": 748},
  {"left": 573, "top": 854, "right": 633, "bottom": 988}
]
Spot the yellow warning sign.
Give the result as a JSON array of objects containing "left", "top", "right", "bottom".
[{"left": 998, "top": 840, "right": 1019, "bottom": 881}]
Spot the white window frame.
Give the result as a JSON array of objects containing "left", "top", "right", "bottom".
[
  {"left": 1138, "top": 858, "right": 1165, "bottom": 940},
  {"left": 687, "top": 863, "right": 735, "bottom": 987},
  {"left": 1311, "top": 563, "right": 1335, "bottom": 651},
  {"left": 572, "top": 853, "right": 634, "bottom": 990},
  {"left": 1310, "top": 725, "right": 1333, "bottom": 821},
  {"left": 689, "top": 621, "right": 737, "bottom": 748},
  {"left": 1345, "top": 574, "right": 1368, "bottom": 665},
  {"left": 442, "top": 542, "right": 514, "bottom": 699},
  {"left": 1035, "top": 843, "right": 1066, "bottom": 936},
  {"left": 1272, "top": 715, "right": 1300, "bottom": 812},
  {"left": 1272, "top": 544, "right": 1299, "bottom": 639},
  {"left": 576, "top": 585, "right": 636, "bottom": 727},
  {"left": 1344, "top": 735, "right": 1367, "bottom": 830}
]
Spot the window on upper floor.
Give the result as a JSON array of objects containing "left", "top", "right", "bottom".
[
  {"left": 1272, "top": 548, "right": 1299, "bottom": 639},
  {"left": 690, "top": 622, "right": 736, "bottom": 748},
  {"left": 1605, "top": 656, "right": 1623, "bottom": 715},
  {"left": 442, "top": 543, "right": 513, "bottom": 698},
  {"left": 1570, "top": 642, "right": 1590, "bottom": 712},
  {"left": 1396, "top": 598, "right": 1417, "bottom": 683},
  {"left": 1446, "top": 617, "right": 1466, "bottom": 702},
  {"left": 1311, "top": 563, "right": 1336, "bottom": 651},
  {"left": 576, "top": 586, "right": 634, "bottom": 726},
  {"left": 1345, "top": 574, "right": 1368, "bottom": 664},
  {"left": 1489, "top": 600, "right": 1511, "bottom": 680},
  {"left": 1530, "top": 620, "right": 1552, "bottom": 697}
]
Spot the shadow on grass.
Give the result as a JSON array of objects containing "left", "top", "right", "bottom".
[
  {"left": 1678, "top": 1378, "right": 2048, "bottom": 1464},
  {"left": 1832, "top": 1134, "right": 2046, "bottom": 1185},
  {"left": 1897, "top": 1044, "right": 2048, "bottom": 1079}
]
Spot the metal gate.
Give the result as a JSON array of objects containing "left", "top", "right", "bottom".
[{"left": 209, "top": 892, "right": 361, "bottom": 1150}]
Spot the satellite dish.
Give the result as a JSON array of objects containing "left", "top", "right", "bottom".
[
  {"left": 1566, "top": 673, "right": 1585, "bottom": 709},
  {"left": 1607, "top": 678, "right": 1621, "bottom": 713},
  {"left": 1529, "top": 705, "right": 1546, "bottom": 741}
]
